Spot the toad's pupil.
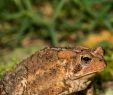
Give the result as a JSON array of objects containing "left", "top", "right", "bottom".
[{"left": 81, "top": 56, "right": 91, "bottom": 62}]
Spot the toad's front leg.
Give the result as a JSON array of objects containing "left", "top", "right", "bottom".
[{"left": 86, "top": 84, "right": 95, "bottom": 95}]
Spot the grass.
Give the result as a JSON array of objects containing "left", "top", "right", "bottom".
[{"left": 0, "top": 0, "right": 113, "bottom": 47}]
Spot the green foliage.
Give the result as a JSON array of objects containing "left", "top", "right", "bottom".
[{"left": 0, "top": 0, "right": 113, "bottom": 46}]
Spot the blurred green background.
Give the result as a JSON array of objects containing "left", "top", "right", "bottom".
[{"left": 0, "top": 0, "right": 113, "bottom": 95}]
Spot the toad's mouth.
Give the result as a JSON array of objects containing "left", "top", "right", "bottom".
[{"left": 71, "top": 68, "right": 105, "bottom": 80}]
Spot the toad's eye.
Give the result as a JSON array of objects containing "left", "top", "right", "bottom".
[{"left": 81, "top": 56, "right": 91, "bottom": 64}]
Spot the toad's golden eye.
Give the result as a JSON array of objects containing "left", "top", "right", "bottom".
[{"left": 81, "top": 56, "right": 91, "bottom": 64}]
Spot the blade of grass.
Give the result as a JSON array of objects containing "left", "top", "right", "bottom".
[
  {"left": 13, "top": 0, "right": 24, "bottom": 10},
  {"left": 49, "top": 0, "right": 65, "bottom": 46},
  {"left": 2, "top": 11, "right": 24, "bottom": 20},
  {"left": 22, "top": 0, "right": 32, "bottom": 10},
  {"left": 15, "top": 18, "right": 30, "bottom": 46},
  {"left": 28, "top": 12, "right": 49, "bottom": 26}
]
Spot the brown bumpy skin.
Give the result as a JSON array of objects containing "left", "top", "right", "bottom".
[{"left": 0, "top": 47, "right": 106, "bottom": 95}]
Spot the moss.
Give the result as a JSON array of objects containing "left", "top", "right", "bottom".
[{"left": 0, "top": 45, "right": 45, "bottom": 78}]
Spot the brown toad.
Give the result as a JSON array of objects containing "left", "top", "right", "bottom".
[{"left": 0, "top": 46, "right": 106, "bottom": 95}]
